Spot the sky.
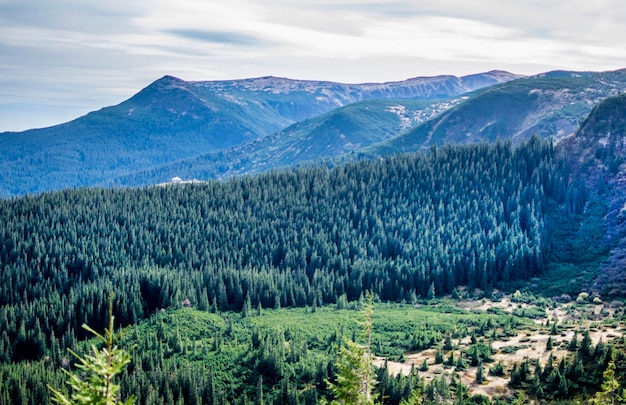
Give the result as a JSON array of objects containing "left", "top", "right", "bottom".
[{"left": 1, "top": 0, "right": 626, "bottom": 132}]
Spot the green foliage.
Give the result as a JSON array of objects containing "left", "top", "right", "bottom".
[
  {"left": 398, "top": 390, "right": 423, "bottom": 405},
  {"left": 546, "top": 336, "right": 554, "bottom": 351},
  {"left": 0, "top": 298, "right": 520, "bottom": 404},
  {"left": 592, "top": 353, "right": 626, "bottom": 405},
  {"left": 538, "top": 194, "right": 609, "bottom": 296},
  {"left": 326, "top": 338, "right": 375, "bottom": 405},
  {"left": 488, "top": 362, "right": 505, "bottom": 377},
  {"left": 0, "top": 138, "right": 609, "bottom": 404},
  {"left": 49, "top": 294, "right": 134, "bottom": 405},
  {"left": 503, "top": 332, "right": 626, "bottom": 403},
  {"left": 0, "top": 139, "right": 564, "bottom": 367},
  {"left": 325, "top": 292, "right": 376, "bottom": 404},
  {"left": 475, "top": 363, "right": 486, "bottom": 385}
]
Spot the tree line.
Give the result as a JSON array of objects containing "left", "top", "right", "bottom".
[{"left": 0, "top": 137, "right": 578, "bottom": 367}]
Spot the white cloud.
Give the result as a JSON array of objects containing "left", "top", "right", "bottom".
[{"left": 1, "top": 0, "right": 626, "bottom": 130}]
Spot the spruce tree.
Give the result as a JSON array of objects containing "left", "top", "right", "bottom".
[
  {"left": 592, "top": 353, "right": 626, "bottom": 405},
  {"left": 325, "top": 291, "right": 377, "bottom": 405},
  {"left": 48, "top": 293, "right": 134, "bottom": 405},
  {"left": 475, "top": 362, "right": 485, "bottom": 385}
]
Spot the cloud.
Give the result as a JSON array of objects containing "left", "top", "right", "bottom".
[
  {"left": 1, "top": 0, "right": 626, "bottom": 131},
  {"left": 165, "top": 29, "right": 268, "bottom": 46}
]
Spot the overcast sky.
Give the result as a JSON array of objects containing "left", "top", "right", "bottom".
[{"left": 1, "top": 0, "right": 626, "bottom": 132}]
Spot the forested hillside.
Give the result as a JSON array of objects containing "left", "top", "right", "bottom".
[
  {"left": 560, "top": 92, "right": 626, "bottom": 297},
  {"left": 0, "top": 138, "right": 595, "bottom": 404},
  {"left": 109, "top": 98, "right": 459, "bottom": 187},
  {"left": 0, "top": 71, "right": 517, "bottom": 197},
  {"left": 0, "top": 138, "right": 570, "bottom": 354}
]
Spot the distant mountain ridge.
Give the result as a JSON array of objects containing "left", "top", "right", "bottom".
[
  {"left": 0, "top": 71, "right": 518, "bottom": 197},
  {"left": 365, "top": 69, "right": 626, "bottom": 156},
  {"left": 111, "top": 69, "right": 626, "bottom": 187},
  {"left": 3, "top": 69, "right": 626, "bottom": 197}
]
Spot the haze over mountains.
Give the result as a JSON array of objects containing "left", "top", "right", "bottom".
[{"left": 1, "top": 68, "right": 626, "bottom": 197}]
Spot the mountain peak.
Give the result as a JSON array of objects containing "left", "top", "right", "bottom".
[
  {"left": 157, "top": 74, "right": 185, "bottom": 83},
  {"left": 151, "top": 75, "right": 189, "bottom": 89}
]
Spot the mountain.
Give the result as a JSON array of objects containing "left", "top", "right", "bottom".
[
  {"left": 0, "top": 71, "right": 518, "bottom": 197},
  {"left": 559, "top": 92, "right": 626, "bottom": 297},
  {"left": 563, "top": 91, "right": 626, "bottom": 172},
  {"left": 365, "top": 69, "right": 626, "bottom": 156},
  {"left": 110, "top": 97, "right": 465, "bottom": 186},
  {"left": 112, "top": 69, "right": 626, "bottom": 187}
]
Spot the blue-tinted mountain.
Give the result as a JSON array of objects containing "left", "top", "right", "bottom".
[
  {"left": 0, "top": 71, "right": 518, "bottom": 197},
  {"left": 365, "top": 69, "right": 626, "bottom": 156},
  {"left": 558, "top": 92, "right": 626, "bottom": 297},
  {"left": 110, "top": 97, "right": 464, "bottom": 185}
]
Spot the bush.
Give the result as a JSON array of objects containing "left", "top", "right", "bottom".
[{"left": 489, "top": 362, "right": 505, "bottom": 376}]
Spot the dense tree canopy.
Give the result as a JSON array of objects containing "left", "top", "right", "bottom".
[{"left": 0, "top": 138, "right": 572, "bottom": 365}]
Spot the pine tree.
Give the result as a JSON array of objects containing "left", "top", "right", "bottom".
[
  {"left": 592, "top": 353, "right": 626, "bottom": 405},
  {"left": 550, "top": 322, "right": 559, "bottom": 336},
  {"left": 475, "top": 362, "right": 485, "bottom": 385},
  {"left": 546, "top": 336, "right": 554, "bottom": 351},
  {"left": 49, "top": 293, "right": 134, "bottom": 405},
  {"left": 325, "top": 292, "right": 377, "bottom": 405},
  {"left": 528, "top": 373, "right": 544, "bottom": 399},
  {"left": 255, "top": 375, "right": 264, "bottom": 405},
  {"left": 399, "top": 390, "right": 423, "bottom": 405},
  {"left": 434, "top": 350, "right": 444, "bottom": 364}
]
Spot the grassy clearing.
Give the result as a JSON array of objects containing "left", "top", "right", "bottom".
[{"left": 378, "top": 295, "right": 625, "bottom": 399}]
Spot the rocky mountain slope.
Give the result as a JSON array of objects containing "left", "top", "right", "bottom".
[
  {"left": 366, "top": 69, "right": 626, "bottom": 156},
  {"left": 559, "top": 92, "right": 626, "bottom": 297}
]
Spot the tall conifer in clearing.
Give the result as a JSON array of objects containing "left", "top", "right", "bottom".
[
  {"left": 49, "top": 293, "right": 135, "bottom": 405},
  {"left": 325, "top": 291, "right": 377, "bottom": 405}
]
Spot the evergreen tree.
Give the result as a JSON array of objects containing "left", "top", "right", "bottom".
[
  {"left": 547, "top": 336, "right": 554, "bottom": 351},
  {"left": 475, "top": 362, "right": 486, "bottom": 385},
  {"left": 326, "top": 292, "right": 377, "bottom": 405},
  {"left": 592, "top": 353, "right": 626, "bottom": 405},
  {"left": 48, "top": 294, "right": 134, "bottom": 405}
]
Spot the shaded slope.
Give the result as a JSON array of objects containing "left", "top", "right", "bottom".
[
  {"left": 0, "top": 71, "right": 518, "bottom": 197},
  {"left": 559, "top": 92, "right": 626, "bottom": 297},
  {"left": 110, "top": 98, "right": 462, "bottom": 185},
  {"left": 366, "top": 69, "right": 626, "bottom": 156}
]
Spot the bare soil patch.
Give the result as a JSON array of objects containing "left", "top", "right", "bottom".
[{"left": 375, "top": 298, "right": 623, "bottom": 398}]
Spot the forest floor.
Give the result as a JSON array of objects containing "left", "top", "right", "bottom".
[{"left": 374, "top": 296, "right": 624, "bottom": 398}]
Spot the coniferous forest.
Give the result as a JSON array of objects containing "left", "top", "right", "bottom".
[{"left": 1, "top": 138, "right": 618, "bottom": 404}]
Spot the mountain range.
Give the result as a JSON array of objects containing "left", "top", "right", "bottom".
[
  {"left": 2, "top": 69, "right": 626, "bottom": 197},
  {"left": 0, "top": 71, "right": 516, "bottom": 196}
]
